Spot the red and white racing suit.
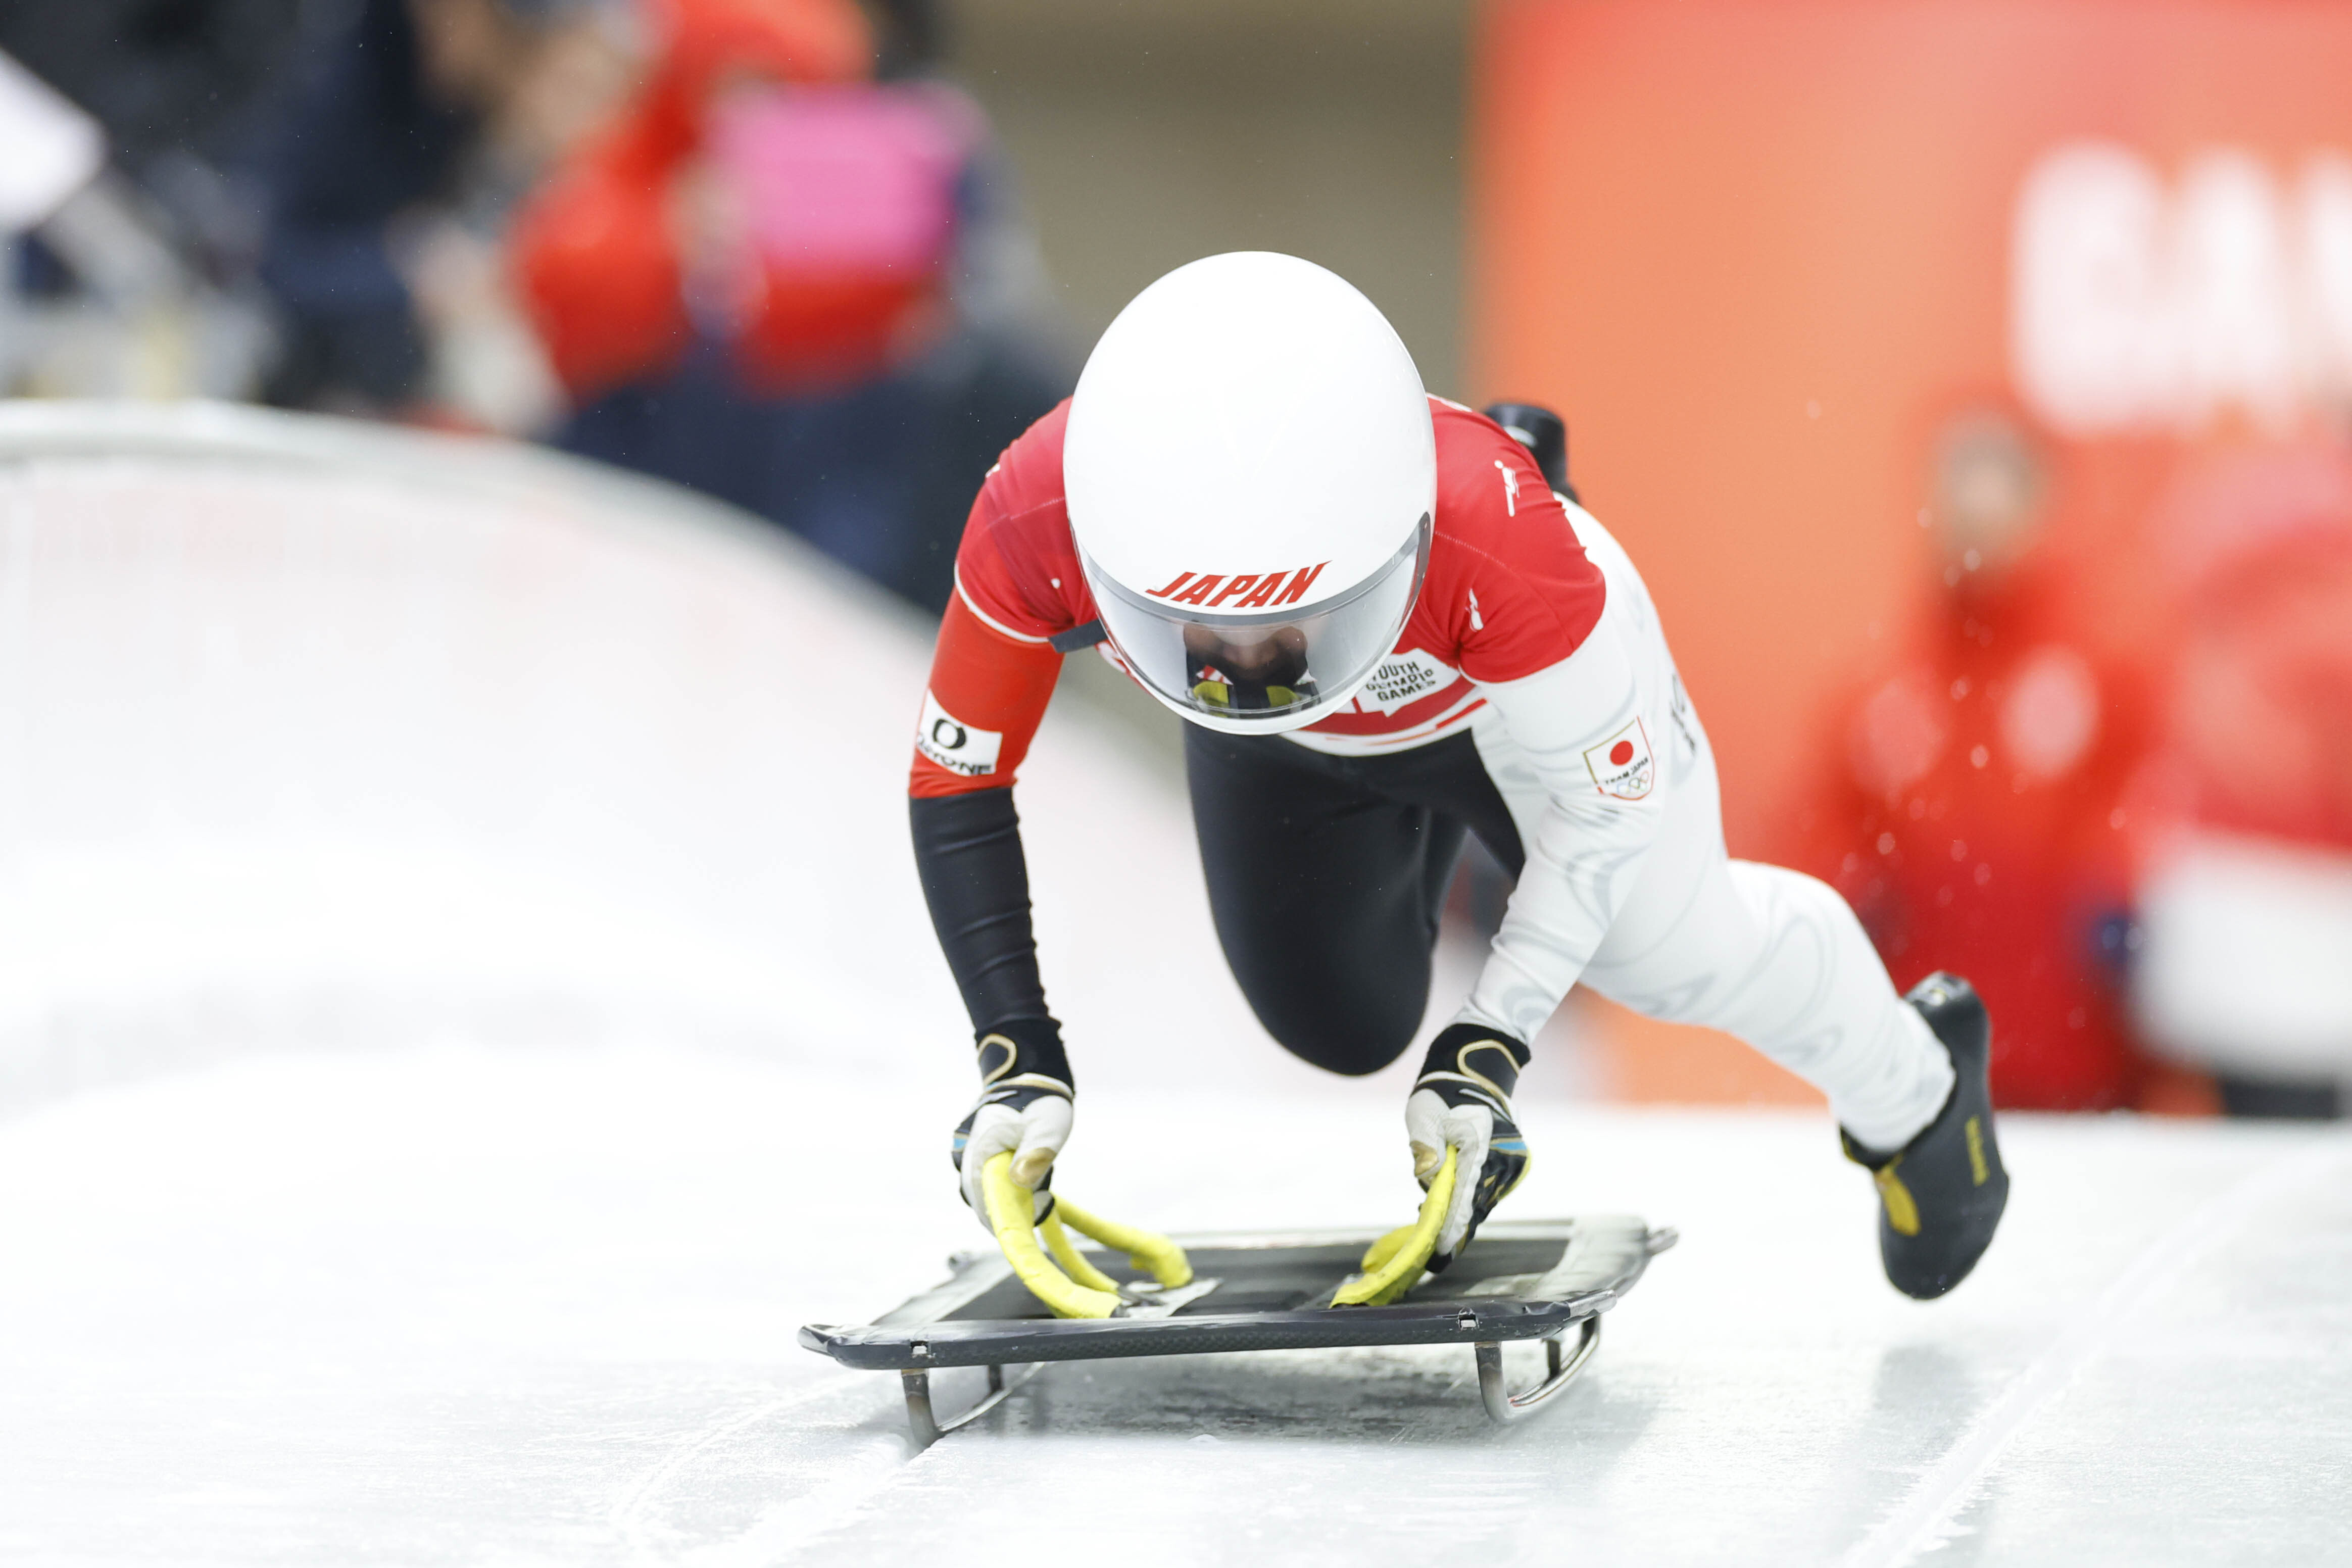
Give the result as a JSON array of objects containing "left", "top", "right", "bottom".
[{"left": 910, "top": 398, "right": 1952, "bottom": 1148}]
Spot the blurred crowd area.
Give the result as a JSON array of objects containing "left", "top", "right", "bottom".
[
  {"left": 4, "top": 0, "right": 2348, "bottom": 1119},
  {"left": 0, "top": 0, "right": 1074, "bottom": 611},
  {"left": 0, "top": 0, "right": 1466, "bottom": 606},
  {"left": 1785, "top": 403, "right": 2352, "bottom": 1122}
]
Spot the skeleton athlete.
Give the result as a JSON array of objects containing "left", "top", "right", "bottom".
[{"left": 910, "top": 253, "right": 2008, "bottom": 1297}]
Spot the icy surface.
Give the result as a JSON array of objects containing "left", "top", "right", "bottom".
[{"left": 1, "top": 1048, "right": 2345, "bottom": 1567}]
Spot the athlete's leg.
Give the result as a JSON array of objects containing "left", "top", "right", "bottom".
[
  {"left": 1578, "top": 724, "right": 1955, "bottom": 1149},
  {"left": 1186, "top": 728, "right": 1471, "bottom": 1075}
]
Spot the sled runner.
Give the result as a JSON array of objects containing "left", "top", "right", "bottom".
[{"left": 799, "top": 1215, "right": 1676, "bottom": 1446}]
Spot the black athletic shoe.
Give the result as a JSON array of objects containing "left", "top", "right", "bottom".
[{"left": 1841, "top": 973, "right": 2010, "bottom": 1300}]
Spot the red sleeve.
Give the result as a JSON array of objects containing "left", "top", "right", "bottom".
[
  {"left": 950, "top": 401, "right": 1085, "bottom": 642},
  {"left": 1429, "top": 407, "right": 1607, "bottom": 684},
  {"left": 909, "top": 590, "right": 1061, "bottom": 798},
  {"left": 909, "top": 402, "right": 1085, "bottom": 796}
]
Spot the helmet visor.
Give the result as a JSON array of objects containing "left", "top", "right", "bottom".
[{"left": 1082, "top": 516, "right": 1431, "bottom": 730}]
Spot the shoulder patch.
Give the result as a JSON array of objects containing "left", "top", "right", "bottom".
[{"left": 1582, "top": 717, "right": 1655, "bottom": 800}]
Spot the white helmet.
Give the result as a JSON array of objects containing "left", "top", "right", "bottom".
[{"left": 1064, "top": 252, "right": 1435, "bottom": 734}]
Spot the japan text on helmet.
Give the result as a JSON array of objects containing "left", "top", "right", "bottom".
[{"left": 1064, "top": 252, "right": 1436, "bottom": 735}]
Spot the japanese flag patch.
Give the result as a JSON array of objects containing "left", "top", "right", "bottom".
[
  {"left": 916, "top": 691, "right": 1003, "bottom": 777},
  {"left": 1582, "top": 717, "right": 1655, "bottom": 800}
]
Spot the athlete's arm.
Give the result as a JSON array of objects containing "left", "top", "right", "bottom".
[
  {"left": 1433, "top": 420, "right": 1670, "bottom": 1042},
  {"left": 908, "top": 416, "right": 1099, "bottom": 1217},
  {"left": 909, "top": 594, "right": 1062, "bottom": 1032},
  {"left": 1402, "top": 541, "right": 1668, "bottom": 1266},
  {"left": 1456, "top": 597, "right": 1669, "bottom": 1041},
  {"left": 909, "top": 591, "right": 1078, "bottom": 1216}
]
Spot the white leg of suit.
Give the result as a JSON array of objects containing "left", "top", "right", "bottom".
[
  {"left": 1480, "top": 699, "right": 1951, "bottom": 1147},
  {"left": 1577, "top": 714, "right": 1951, "bottom": 1149},
  {"left": 1465, "top": 513, "right": 1952, "bottom": 1149}
]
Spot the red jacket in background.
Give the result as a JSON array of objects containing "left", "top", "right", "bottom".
[
  {"left": 506, "top": 0, "right": 878, "bottom": 401},
  {"left": 1797, "top": 556, "right": 2156, "bottom": 1109}
]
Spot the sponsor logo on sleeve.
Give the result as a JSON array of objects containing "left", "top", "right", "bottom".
[
  {"left": 915, "top": 691, "right": 1003, "bottom": 777},
  {"left": 1582, "top": 717, "right": 1655, "bottom": 800}
]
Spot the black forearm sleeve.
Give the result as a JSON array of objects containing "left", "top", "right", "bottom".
[{"left": 910, "top": 787, "right": 1054, "bottom": 1035}]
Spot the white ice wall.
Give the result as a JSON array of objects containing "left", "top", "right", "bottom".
[{"left": 0, "top": 402, "right": 1302, "bottom": 1116}]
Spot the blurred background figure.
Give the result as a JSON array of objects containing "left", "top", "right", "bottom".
[
  {"left": 0, "top": 0, "right": 287, "bottom": 400},
  {"left": 515, "top": 0, "right": 1071, "bottom": 611},
  {"left": 7, "top": 0, "right": 1450, "bottom": 620},
  {"left": 0, "top": 0, "right": 297, "bottom": 227},
  {"left": 2130, "top": 440, "right": 2352, "bottom": 1119},
  {"left": 1799, "top": 411, "right": 2156, "bottom": 1110},
  {"left": 253, "top": 0, "right": 639, "bottom": 428},
  {"left": 0, "top": 50, "right": 103, "bottom": 283}
]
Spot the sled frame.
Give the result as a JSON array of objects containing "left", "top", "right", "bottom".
[{"left": 804, "top": 1217, "right": 1675, "bottom": 1448}]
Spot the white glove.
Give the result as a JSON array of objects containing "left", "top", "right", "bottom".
[
  {"left": 950, "top": 1020, "right": 1074, "bottom": 1231},
  {"left": 1405, "top": 1022, "right": 1534, "bottom": 1270}
]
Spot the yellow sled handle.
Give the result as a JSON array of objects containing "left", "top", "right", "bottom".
[
  {"left": 981, "top": 1153, "right": 1120, "bottom": 1318},
  {"left": 978, "top": 1153, "right": 1193, "bottom": 1318},
  {"left": 1053, "top": 1197, "right": 1193, "bottom": 1288},
  {"left": 1038, "top": 1209, "right": 1123, "bottom": 1294},
  {"left": 1332, "top": 1147, "right": 1456, "bottom": 1307}
]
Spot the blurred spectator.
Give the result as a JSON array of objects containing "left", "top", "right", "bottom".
[
  {"left": 0, "top": 0, "right": 292, "bottom": 401},
  {"left": 0, "top": 0, "right": 302, "bottom": 269},
  {"left": 2129, "top": 440, "right": 2352, "bottom": 1119},
  {"left": 254, "top": 0, "right": 637, "bottom": 426},
  {"left": 516, "top": 0, "right": 1072, "bottom": 612},
  {"left": 0, "top": 0, "right": 298, "bottom": 164},
  {"left": 0, "top": 50, "right": 103, "bottom": 236},
  {"left": 1798, "top": 410, "right": 2157, "bottom": 1109}
]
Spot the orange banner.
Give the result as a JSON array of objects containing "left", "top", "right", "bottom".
[{"left": 1470, "top": 0, "right": 2352, "bottom": 853}]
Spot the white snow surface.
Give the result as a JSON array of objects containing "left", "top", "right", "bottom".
[{"left": 2, "top": 406, "right": 2346, "bottom": 1566}]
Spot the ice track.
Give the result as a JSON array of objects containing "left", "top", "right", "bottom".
[
  {"left": 5, "top": 1050, "right": 2345, "bottom": 1567},
  {"left": 1, "top": 407, "right": 2345, "bottom": 1566}
]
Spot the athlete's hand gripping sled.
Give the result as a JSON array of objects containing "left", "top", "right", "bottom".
[
  {"left": 1330, "top": 1022, "right": 1539, "bottom": 1307},
  {"left": 975, "top": 1151, "right": 1192, "bottom": 1318},
  {"left": 1330, "top": 1149, "right": 1457, "bottom": 1306}
]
